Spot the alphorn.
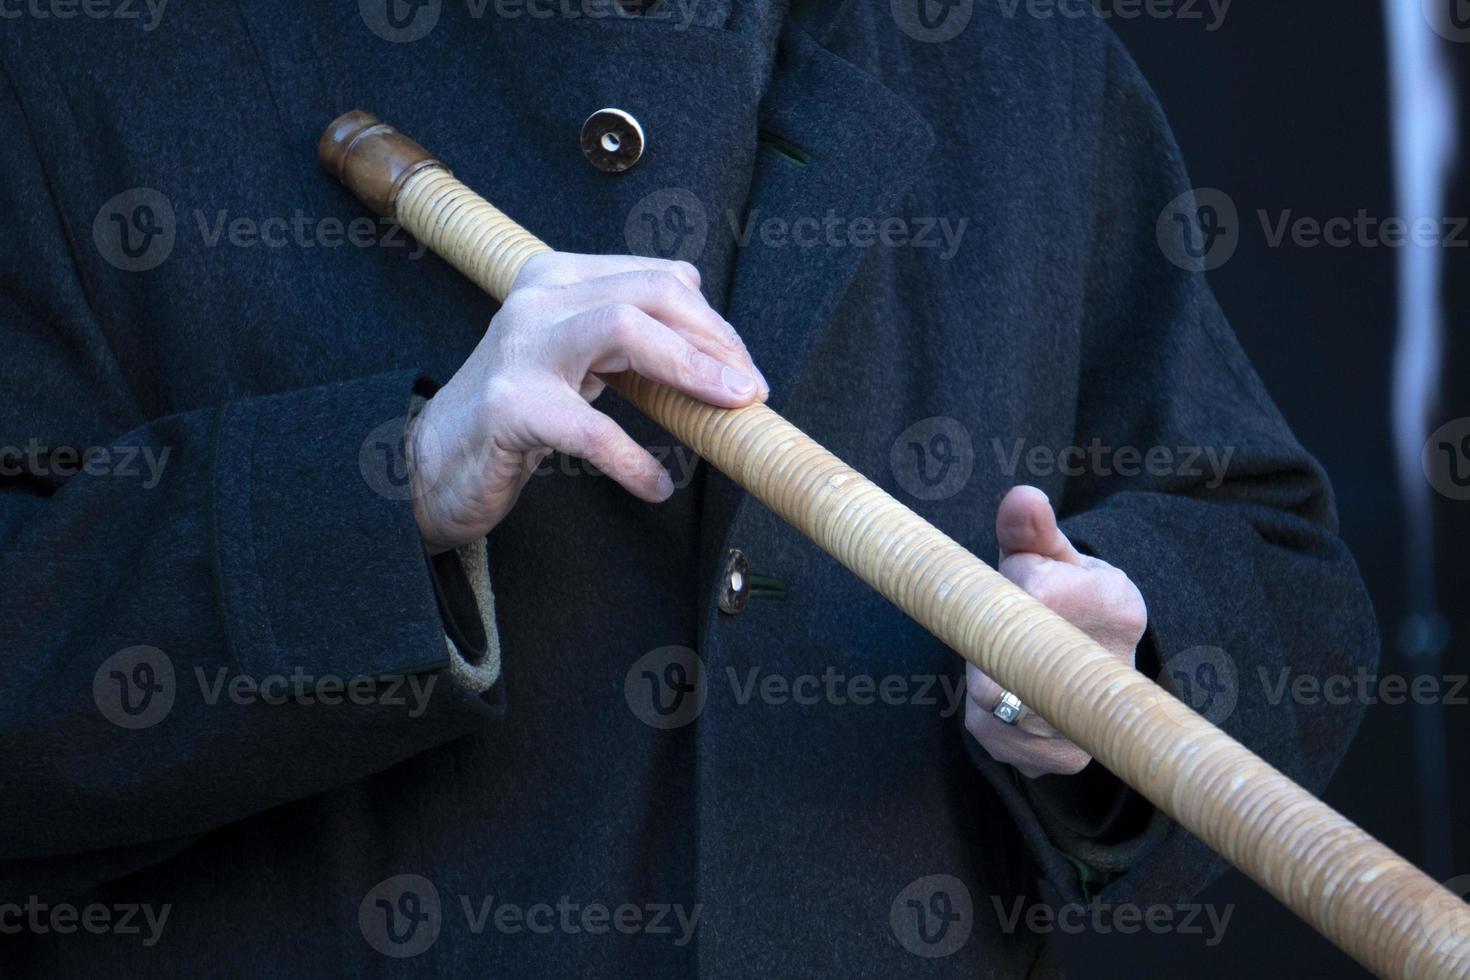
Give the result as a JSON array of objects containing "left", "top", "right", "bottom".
[{"left": 319, "top": 110, "right": 1470, "bottom": 978}]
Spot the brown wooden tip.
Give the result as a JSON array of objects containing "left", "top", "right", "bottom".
[{"left": 317, "top": 110, "right": 445, "bottom": 217}]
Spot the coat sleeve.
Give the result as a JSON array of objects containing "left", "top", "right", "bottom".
[
  {"left": 0, "top": 66, "right": 503, "bottom": 898},
  {"left": 972, "top": 30, "right": 1379, "bottom": 907}
]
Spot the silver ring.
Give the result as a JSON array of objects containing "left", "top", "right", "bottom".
[{"left": 992, "top": 690, "right": 1028, "bottom": 726}]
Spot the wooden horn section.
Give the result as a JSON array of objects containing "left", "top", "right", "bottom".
[{"left": 320, "top": 110, "right": 1470, "bottom": 979}]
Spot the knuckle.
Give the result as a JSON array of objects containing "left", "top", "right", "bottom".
[
  {"left": 576, "top": 414, "right": 616, "bottom": 457},
  {"left": 595, "top": 303, "right": 643, "bottom": 343},
  {"left": 672, "top": 260, "right": 701, "bottom": 287},
  {"left": 480, "top": 375, "right": 519, "bottom": 414},
  {"left": 678, "top": 342, "right": 709, "bottom": 385},
  {"left": 715, "top": 320, "right": 745, "bottom": 351},
  {"left": 641, "top": 269, "right": 685, "bottom": 300}
]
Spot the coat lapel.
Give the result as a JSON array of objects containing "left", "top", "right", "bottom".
[{"left": 697, "top": 18, "right": 936, "bottom": 609}]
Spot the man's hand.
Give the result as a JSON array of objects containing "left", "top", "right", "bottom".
[
  {"left": 964, "top": 486, "right": 1148, "bottom": 778},
  {"left": 406, "top": 252, "right": 768, "bottom": 555}
]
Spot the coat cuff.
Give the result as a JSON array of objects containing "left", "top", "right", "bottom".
[{"left": 212, "top": 370, "right": 470, "bottom": 683}]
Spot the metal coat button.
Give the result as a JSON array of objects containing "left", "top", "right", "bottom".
[
  {"left": 580, "top": 108, "right": 644, "bottom": 173},
  {"left": 717, "top": 550, "right": 789, "bottom": 615},
  {"left": 717, "top": 549, "right": 751, "bottom": 615}
]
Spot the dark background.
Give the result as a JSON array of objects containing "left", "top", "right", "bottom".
[{"left": 1073, "top": 2, "right": 1468, "bottom": 975}]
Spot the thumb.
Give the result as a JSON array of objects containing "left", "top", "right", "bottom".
[{"left": 996, "top": 485, "right": 1083, "bottom": 564}]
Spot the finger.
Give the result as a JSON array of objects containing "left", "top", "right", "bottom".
[
  {"left": 550, "top": 269, "right": 767, "bottom": 396},
  {"left": 568, "top": 304, "right": 763, "bottom": 408},
  {"left": 966, "top": 662, "right": 1062, "bottom": 737},
  {"left": 964, "top": 662, "right": 1004, "bottom": 711},
  {"left": 515, "top": 252, "right": 703, "bottom": 293},
  {"left": 533, "top": 394, "right": 674, "bottom": 502},
  {"left": 996, "top": 485, "right": 1084, "bottom": 564},
  {"left": 964, "top": 706, "right": 1091, "bottom": 777}
]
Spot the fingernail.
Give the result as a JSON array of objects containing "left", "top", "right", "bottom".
[
  {"left": 655, "top": 470, "right": 675, "bottom": 500},
  {"left": 721, "top": 366, "right": 758, "bottom": 398}
]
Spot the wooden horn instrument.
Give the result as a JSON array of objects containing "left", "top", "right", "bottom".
[{"left": 319, "top": 110, "right": 1470, "bottom": 978}]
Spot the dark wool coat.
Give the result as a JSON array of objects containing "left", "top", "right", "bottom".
[{"left": 0, "top": 0, "right": 1377, "bottom": 976}]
